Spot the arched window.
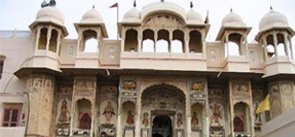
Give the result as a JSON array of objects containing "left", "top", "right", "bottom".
[
  {"left": 81, "top": 30, "right": 98, "bottom": 52},
  {"left": 171, "top": 40, "right": 183, "bottom": 53},
  {"left": 84, "top": 38, "right": 98, "bottom": 53},
  {"left": 234, "top": 102, "right": 250, "bottom": 133},
  {"left": 142, "top": 29, "right": 155, "bottom": 52},
  {"left": 124, "top": 29, "right": 138, "bottom": 52},
  {"left": 156, "top": 39, "right": 169, "bottom": 53},
  {"left": 142, "top": 39, "right": 154, "bottom": 52},
  {"left": 49, "top": 29, "right": 58, "bottom": 52},
  {"left": 227, "top": 33, "right": 242, "bottom": 56},
  {"left": 156, "top": 29, "right": 169, "bottom": 53},
  {"left": 276, "top": 33, "right": 286, "bottom": 56},
  {"left": 76, "top": 99, "right": 91, "bottom": 130},
  {"left": 228, "top": 42, "right": 240, "bottom": 56},
  {"left": 172, "top": 30, "right": 184, "bottom": 53},
  {"left": 266, "top": 45, "right": 275, "bottom": 57},
  {"left": 38, "top": 28, "right": 48, "bottom": 49},
  {"left": 189, "top": 31, "right": 202, "bottom": 53},
  {"left": 266, "top": 34, "right": 275, "bottom": 58}
]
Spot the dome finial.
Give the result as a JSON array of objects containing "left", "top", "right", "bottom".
[
  {"left": 190, "top": 1, "right": 194, "bottom": 9},
  {"left": 41, "top": 0, "right": 56, "bottom": 8},
  {"left": 230, "top": 8, "right": 233, "bottom": 12},
  {"left": 270, "top": 5, "right": 273, "bottom": 11},
  {"left": 133, "top": 0, "right": 136, "bottom": 7},
  {"left": 161, "top": 0, "right": 164, "bottom": 3},
  {"left": 92, "top": 4, "right": 95, "bottom": 9}
]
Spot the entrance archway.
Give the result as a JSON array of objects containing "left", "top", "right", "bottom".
[
  {"left": 152, "top": 115, "right": 172, "bottom": 137},
  {"left": 141, "top": 84, "right": 185, "bottom": 137}
]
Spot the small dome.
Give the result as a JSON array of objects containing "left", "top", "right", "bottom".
[
  {"left": 259, "top": 9, "right": 289, "bottom": 31},
  {"left": 142, "top": 2, "right": 187, "bottom": 22},
  {"left": 36, "top": 6, "right": 65, "bottom": 26},
  {"left": 81, "top": 8, "right": 104, "bottom": 23},
  {"left": 123, "top": 8, "right": 141, "bottom": 22},
  {"left": 187, "top": 9, "right": 203, "bottom": 25},
  {"left": 222, "top": 11, "right": 245, "bottom": 27}
]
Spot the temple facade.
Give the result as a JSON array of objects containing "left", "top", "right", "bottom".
[{"left": 0, "top": 1, "right": 295, "bottom": 137}]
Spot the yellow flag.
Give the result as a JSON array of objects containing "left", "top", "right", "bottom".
[{"left": 255, "top": 95, "right": 270, "bottom": 114}]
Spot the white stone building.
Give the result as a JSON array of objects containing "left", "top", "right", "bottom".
[{"left": 0, "top": 1, "right": 295, "bottom": 137}]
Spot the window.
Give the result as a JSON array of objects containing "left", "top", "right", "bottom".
[
  {"left": 0, "top": 60, "right": 3, "bottom": 79},
  {"left": 2, "top": 104, "right": 22, "bottom": 127}
]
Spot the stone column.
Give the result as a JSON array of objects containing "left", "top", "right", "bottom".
[
  {"left": 137, "top": 28, "right": 142, "bottom": 53},
  {"left": 135, "top": 97, "right": 141, "bottom": 137},
  {"left": 35, "top": 27, "right": 41, "bottom": 53},
  {"left": 154, "top": 29, "right": 157, "bottom": 53},
  {"left": 25, "top": 75, "right": 55, "bottom": 137},
  {"left": 46, "top": 27, "right": 52, "bottom": 51},
  {"left": 263, "top": 38, "right": 268, "bottom": 60},
  {"left": 273, "top": 32, "right": 278, "bottom": 56},
  {"left": 184, "top": 29, "right": 189, "bottom": 54},
  {"left": 225, "top": 34, "right": 229, "bottom": 57},
  {"left": 186, "top": 93, "right": 191, "bottom": 137},
  {"left": 283, "top": 33, "right": 290, "bottom": 57},
  {"left": 288, "top": 36, "right": 294, "bottom": 59}
]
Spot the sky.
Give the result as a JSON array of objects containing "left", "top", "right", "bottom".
[{"left": 0, "top": 0, "right": 295, "bottom": 43}]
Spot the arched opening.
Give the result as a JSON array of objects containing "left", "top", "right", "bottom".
[
  {"left": 49, "top": 29, "right": 58, "bottom": 52},
  {"left": 38, "top": 28, "right": 48, "bottom": 49},
  {"left": 122, "top": 101, "right": 135, "bottom": 126},
  {"left": 124, "top": 29, "right": 138, "bottom": 52},
  {"left": 152, "top": 115, "right": 172, "bottom": 137},
  {"left": 81, "top": 30, "right": 98, "bottom": 53},
  {"left": 227, "top": 33, "right": 242, "bottom": 56},
  {"left": 276, "top": 33, "right": 286, "bottom": 56},
  {"left": 191, "top": 103, "right": 204, "bottom": 130},
  {"left": 76, "top": 99, "right": 91, "bottom": 130},
  {"left": 142, "top": 84, "right": 185, "bottom": 136},
  {"left": 84, "top": 38, "right": 98, "bottom": 53},
  {"left": 142, "top": 29, "right": 155, "bottom": 52},
  {"left": 266, "top": 34, "right": 275, "bottom": 58},
  {"left": 189, "top": 31, "right": 202, "bottom": 53},
  {"left": 172, "top": 30, "right": 184, "bottom": 53},
  {"left": 227, "top": 42, "right": 240, "bottom": 56},
  {"left": 156, "top": 29, "right": 169, "bottom": 53},
  {"left": 233, "top": 102, "right": 250, "bottom": 133}
]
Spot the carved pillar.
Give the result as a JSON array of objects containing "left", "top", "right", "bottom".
[
  {"left": 185, "top": 93, "right": 191, "bottom": 137},
  {"left": 154, "top": 29, "right": 157, "bottom": 53},
  {"left": 288, "top": 35, "right": 294, "bottom": 59},
  {"left": 283, "top": 33, "right": 290, "bottom": 57},
  {"left": 273, "top": 32, "right": 278, "bottom": 56},
  {"left": 169, "top": 29, "right": 173, "bottom": 53},
  {"left": 121, "top": 28, "right": 126, "bottom": 52},
  {"left": 184, "top": 30, "right": 189, "bottom": 54},
  {"left": 46, "top": 26, "right": 52, "bottom": 51},
  {"left": 201, "top": 29, "right": 207, "bottom": 58},
  {"left": 56, "top": 30, "right": 62, "bottom": 54},
  {"left": 138, "top": 29, "right": 142, "bottom": 53},
  {"left": 25, "top": 75, "right": 55, "bottom": 137},
  {"left": 35, "top": 27, "right": 41, "bottom": 53},
  {"left": 135, "top": 95, "right": 141, "bottom": 137},
  {"left": 225, "top": 34, "right": 229, "bottom": 57},
  {"left": 117, "top": 96, "right": 122, "bottom": 137},
  {"left": 263, "top": 37, "right": 268, "bottom": 60}
]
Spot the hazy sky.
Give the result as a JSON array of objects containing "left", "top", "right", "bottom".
[{"left": 0, "top": 0, "right": 295, "bottom": 43}]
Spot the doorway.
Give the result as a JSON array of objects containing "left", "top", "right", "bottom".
[{"left": 152, "top": 115, "right": 172, "bottom": 137}]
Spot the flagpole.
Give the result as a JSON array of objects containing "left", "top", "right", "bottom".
[{"left": 117, "top": 3, "right": 119, "bottom": 40}]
